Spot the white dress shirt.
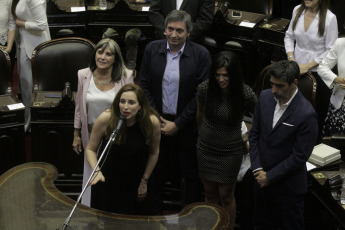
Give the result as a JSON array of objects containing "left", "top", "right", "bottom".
[
  {"left": 317, "top": 38, "right": 345, "bottom": 109},
  {"left": 273, "top": 88, "right": 298, "bottom": 128},
  {"left": 284, "top": 5, "right": 338, "bottom": 72}
]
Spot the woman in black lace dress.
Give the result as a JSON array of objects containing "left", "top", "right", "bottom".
[
  {"left": 86, "top": 84, "right": 161, "bottom": 215},
  {"left": 196, "top": 51, "right": 257, "bottom": 229}
]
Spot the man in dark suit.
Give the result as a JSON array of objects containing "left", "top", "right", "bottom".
[
  {"left": 249, "top": 60, "right": 318, "bottom": 229},
  {"left": 140, "top": 10, "right": 211, "bottom": 214},
  {"left": 148, "top": 0, "right": 215, "bottom": 42}
]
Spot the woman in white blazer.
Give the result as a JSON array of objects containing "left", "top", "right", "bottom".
[
  {"left": 317, "top": 38, "right": 345, "bottom": 136},
  {"left": 12, "top": 0, "right": 50, "bottom": 131}
]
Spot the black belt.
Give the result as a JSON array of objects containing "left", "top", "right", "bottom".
[{"left": 162, "top": 114, "right": 176, "bottom": 121}]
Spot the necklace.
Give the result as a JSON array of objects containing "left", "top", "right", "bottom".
[{"left": 94, "top": 78, "right": 112, "bottom": 85}]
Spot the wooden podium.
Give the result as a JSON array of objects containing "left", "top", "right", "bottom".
[{"left": 0, "top": 162, "right": 230, "bottom": 230}]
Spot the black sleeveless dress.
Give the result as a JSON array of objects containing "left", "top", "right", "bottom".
[{"left": 91, "top": 122, "right": 150, "bottom": 215}]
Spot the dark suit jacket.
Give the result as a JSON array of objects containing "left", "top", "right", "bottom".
[
  {"left": 249, "top": 89, "right": 318, "bottom": 195},
  {"left": 139, "top": 39, "right": 211, "bottom": 130},
  {"left": 148, "top": 0, "right": 215, "bottom": 40}
]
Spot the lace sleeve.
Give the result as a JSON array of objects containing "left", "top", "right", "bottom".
[{"left": 8, "top": 10, "right": 15, "bottom": 31}]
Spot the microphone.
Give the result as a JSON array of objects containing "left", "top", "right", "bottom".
[
  {"left": 110, "top": 114, "right": 126, "bottom": 142},
  {"left": 112, "top": 114, "right": 127, "bottom": 134}
]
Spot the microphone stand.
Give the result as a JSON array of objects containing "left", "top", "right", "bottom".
[{"left": 60, "top": 129, "right": 120, "bottom": 230}]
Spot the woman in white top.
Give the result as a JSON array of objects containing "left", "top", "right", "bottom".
[
  {"left": 0, "top": 0, "right": 15, "bottom": 63},
  {"left": 12, "top": 0, "right": 51, "bottom": 131},
  {"left": 73, "top": 38, "right": 134, "bottom": 206},
  {"left": 284, "top": 0, "right": 338, "bottom": 141},
  {"left": 317, "top": 37, "right": 345, "bottom": 136}
]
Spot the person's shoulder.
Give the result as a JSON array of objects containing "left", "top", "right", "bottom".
[
  {"left": 324, "top": 9, "right": 337, "bottom": 23},
  {"left": 98, "top": 109, "right": 112, "bottom": 122},
  {"left": 187, "top": 40, "right": 208, "bottom": 52},
  {"left": 257, "top": 89, "right": 274, "bottom": 104},
  {"left": 78, "top": 67, "right": 91, "bottom": 75},
  {"left": 147, "top": 39, "right": 166, "bottom": 47},
  {"left": 336, "top": 37, "right": 345, "bottom": 43},
  {"left": 243, "top": 83, "right": 254, "bottom": 92},
  {"left": 198, "top": 79, "right": 209, "bottom": 90},
  {"left": 293, "top": 4, "right": 302, "bottom": 13},
  {"left": 78, "top": 67, "right": 91, "bottom": 79},
  {"left": 335, "top": 37, "right": 345, "bottom": 47},
  {"left": 243, "top": 84, "right": 257, "bottom": 97},
  {"left": 149, "top": 114, "right": 160, "bottom": 127},
  {"left": 145, "top": 39, "right": 166, "bottom": 52},
  {"left": 93, "top": 110, "right": 111, "bottom": 131},
  {"left": 185, "top": 41, "right": 210, "bottom": 60},
  {"left": 260, "top": 88, "right": 273, "bottom": 98},
  {"left": 79, "top": 67, "right": 90, "bottom": 73},
  {"left": 326, "top": 8, "right": 336, "bottom": 18},
  {"left": 122, "top": 67, "right": 135, "bottom": 80}
]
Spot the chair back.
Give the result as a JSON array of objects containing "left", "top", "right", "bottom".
[
  {"left": 255, "top": 64, "right": 271, "bottom": 96},
  {"left": 31, "top": 37, "right": 95, "bottom": 92},
  {"left": 255, "top": 64, "right": 317, "bottom": 107},
  {"left": 0, "top": 49, "right": 12, "bottom": 95},
  {"left": 298, "top": 72, "right": 317, "bottom": 108}
]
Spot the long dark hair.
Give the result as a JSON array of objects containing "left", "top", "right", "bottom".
[
  {"left": 11, "top": 0, "right": 20, "bottom": 16},
  {"left": 205, "top": 51, "right": 245, "bottom": 124},
  {"left": 106, "top": 84, "right": 159, "bottom": 145},
  {"left": 292, "top": 0, "right": 330, "bottom": 37}
]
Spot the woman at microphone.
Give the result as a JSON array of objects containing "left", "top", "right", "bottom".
[
  {"left": 85, "top": 83, "right": 161, "bottom": 215},
  {"left": 73, "top": 38, "right": 134, "bottom": 207}
]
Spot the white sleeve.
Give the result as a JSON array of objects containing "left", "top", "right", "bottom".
[
  {"left": 24, "top": 0, "right": 48, "bottom": 31},
  {"left": 284, "top": 5, "right": 299, "bottom": 54},
  {"left": 317, "top": 39, "right": 339, "bottom": 88}
]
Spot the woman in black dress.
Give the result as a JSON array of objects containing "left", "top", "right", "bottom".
[
  {"left": 85, "top": 83, "right": 161, "bottom": 215},
  {"left": 196, "top": 51, "right": 257, "bottom": 229}
]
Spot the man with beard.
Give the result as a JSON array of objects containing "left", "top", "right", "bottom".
[{"left": 249, "top": 60, "right": 318, "bottom": 229}]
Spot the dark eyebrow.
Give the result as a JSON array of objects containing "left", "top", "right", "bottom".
[{"left": 270, "top": 81, "right": 285, "bottom": 87}]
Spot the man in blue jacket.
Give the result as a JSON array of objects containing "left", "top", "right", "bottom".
[
  {"left": 249, "top": 60, "right": 318, "bottom": 229},
  {"left": 140, "top": 10, "right": 211, "bottom": 214}
]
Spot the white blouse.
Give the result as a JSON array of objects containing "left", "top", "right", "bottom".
[
  {"left": 86, "top": 76, "right": 116, "bottom": 130},
  {"left": 0, "top": 0, "right": 15, "bottom": 45},
  {"left": 284, "top": 5, "right": 338, "bottom": 72},
  {"left": 317, "top": 38, "right": 345, "bottom": 109}
]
